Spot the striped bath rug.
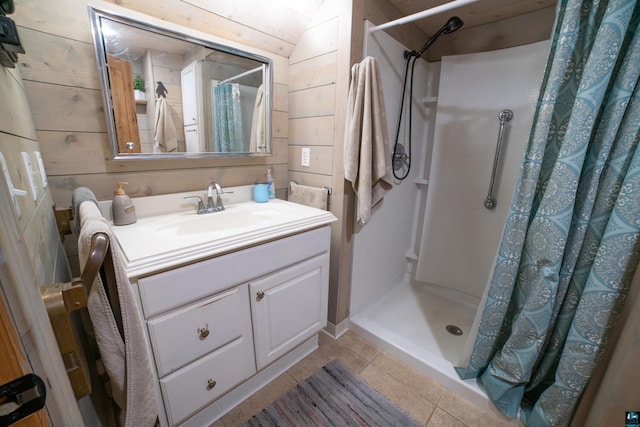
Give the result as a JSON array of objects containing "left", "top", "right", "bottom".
[{"left": 243, "top": 359, "right": 422, "bottom": 426}]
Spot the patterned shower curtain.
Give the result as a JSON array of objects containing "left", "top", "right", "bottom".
[
  {"left": 456, "top": 1, "right": 640, "bottom": 426},
  {"left": 214, "top": 82, "right": 245, "bottom": 152}
]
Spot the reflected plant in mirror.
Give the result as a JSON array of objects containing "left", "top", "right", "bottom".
[{"left": 88, "top": 6, "right": 272, "bottom": 159}]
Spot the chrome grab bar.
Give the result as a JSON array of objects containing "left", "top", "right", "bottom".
[{"left": 484, "top": 109, "right": 513, "bottom": 210}]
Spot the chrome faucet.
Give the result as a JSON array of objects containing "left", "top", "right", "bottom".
[
  {"left": 184, "top": 182, "right": 229, "bottom": 214},
  {"left": 207, "top": 181, "right": 225, "bottom": 212}
]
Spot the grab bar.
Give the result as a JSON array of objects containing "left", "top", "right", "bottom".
[{"left": 484, "top": 109, "right": 513, "bottom": 210}]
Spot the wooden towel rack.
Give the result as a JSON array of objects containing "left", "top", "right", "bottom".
[{"left": 41, "top": 231, "right": 122, "bottom": 399}]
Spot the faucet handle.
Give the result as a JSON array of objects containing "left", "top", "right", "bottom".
[{"left": 184, "top": 196, "right": 205, "bottom": 214}]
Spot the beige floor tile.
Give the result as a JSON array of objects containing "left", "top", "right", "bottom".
[
  {"left": 427, "top": 408, "right": 467, "bottom": 427},
  {"left": 286, "top": 339, "right": 370, "bottom": 382},
  {"left": 359, "top": 363, "right": 436, "bottom": 425},
  {"left": 372, "top": 351, "right": 445, "bottom": 403},
  {"left": 335, "top": 330, "right": 381, "bottom": 361},
  {"left": 437, "top": 389, "right": 511, "bottom": 427},
  {"left": 212, "top": 372, "right": 297, "bottom": 426}
]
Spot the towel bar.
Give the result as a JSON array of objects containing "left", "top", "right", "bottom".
[
  {"left": 41, "top": 232, "right": 112, "bottom": 399},
  {"left": 41, "top": 281, "right": 90, "bottom": 399},
  {"left": 76, "top": 233, "right": 109, "bottom": 290}
]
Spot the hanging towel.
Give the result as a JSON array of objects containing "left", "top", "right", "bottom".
[
  {"left": 71, "top": 186, "right": 100, "bottom": 233},
  {"left": 78, "top": 202, "right": 158, "bottom": 427},
  {"left": 250, "top": 84, "right": 266, "bottom": 152},
  {"left": 154, "top": 97, "right": 178, "bottom": 152},
  {"left": 344, "top": 56, "right": 393, "bottom": 225},
  {"left": 288, "top": 181, "right": 328, "bottom": 210}
]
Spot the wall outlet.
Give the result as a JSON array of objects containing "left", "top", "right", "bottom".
[{"left": 301, "top": 147, "right": 310, "bottom": 167}]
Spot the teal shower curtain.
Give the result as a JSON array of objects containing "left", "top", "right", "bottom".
[
  {"left": 214, "top": 82, "right": 245, "bottom": 152},
  {"left": 456, "top": 1, "right": 640, "bottom": 426}
]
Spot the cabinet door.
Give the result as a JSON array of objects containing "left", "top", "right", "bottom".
[
  {"left": 180, "top": 61, "right": 198, "bottom": 126},
  {"left": 184, "top": 125, "right": 200, "bottom": 152},
  {"left": 250, "top": 254, "right": 329, "bottom": 370}
]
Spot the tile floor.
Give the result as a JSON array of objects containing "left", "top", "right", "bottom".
[{"left": 213, "top": 331, "right": 513, "bottom": 427}]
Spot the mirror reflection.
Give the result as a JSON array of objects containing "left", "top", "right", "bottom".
[{"left": 89, "top": 7, "right": 272, "bottom": 159}]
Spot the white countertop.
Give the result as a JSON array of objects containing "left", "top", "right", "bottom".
[{"left": 100, "top": 186, "right": 336, "bottom": 278}]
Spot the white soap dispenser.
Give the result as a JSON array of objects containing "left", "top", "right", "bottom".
[
  {"left": 112, "top": 181, "right": 137, "bottom": 225},
  {"left": 266, "top": 169, "right": 275, "bottom": 199}
]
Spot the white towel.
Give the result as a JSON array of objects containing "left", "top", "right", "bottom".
[
  {"left": 250, "top": 84, "right": 266, "bottom": 152},
  {"left": 288, "top": 182, "right": 328, "bottom": 210},
  {"left": 344, "top": 56, "right": 393, "bottom": 224},
  {"left": 154, "top": 97, "right": 178, "bottom": 152},
  {"left": 78, "top": 202, "right": 158, "bottom": 426}
]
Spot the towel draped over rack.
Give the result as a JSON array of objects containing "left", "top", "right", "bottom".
[
  {"left": 75, "top": 189, "right": 158, "bottom": 426},
  {"left": 344, "top": 56, "right": 393, "bottom": 225},
  {"left": 288, "top": 181, "right": 330, "bottom": 210}
]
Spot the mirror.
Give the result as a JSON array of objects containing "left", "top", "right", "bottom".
[{"left": 89, "top": 6, "right": 272, "bottom": 159}]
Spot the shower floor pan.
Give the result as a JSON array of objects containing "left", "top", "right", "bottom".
[{"left": 348, "top": 276, "right": 504, "bottom": 417}]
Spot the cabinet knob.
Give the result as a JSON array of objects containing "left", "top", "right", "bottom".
[
  {"left": 198, "top": 326, "right": 210, "bottom": 340},
  {"left": 256, "top": 291, "right": 264, "bottom": 301},
  {"left": 207, "top": 379, "right": 216, "bottom": 390}
]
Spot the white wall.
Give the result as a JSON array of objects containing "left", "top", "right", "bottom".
[
  {"left": 415, "top": 41, "right": 550, "bottom": 298},
  {"left": 349, "top": 24, "right": 433, "bottom": 314}
]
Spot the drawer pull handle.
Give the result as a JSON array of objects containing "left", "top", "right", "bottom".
[
  {"left": 207, "top": 379, "right": 217, "bottom": 390},
  {"left": 256, "top": 291, "right": 264, "bottom": 301},
  {"left": 198, "top": 326, "right": 210, "bottom": 340}
]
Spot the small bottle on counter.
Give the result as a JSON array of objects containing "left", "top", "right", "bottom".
[{"left": 266, "top": 169, "right": 275, "bottom": 199}]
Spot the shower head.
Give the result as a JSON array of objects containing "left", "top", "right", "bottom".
[
  {"left": 442, "top": 16, "right": 464, "bottom": 34},
  {"left": 413, "top": 16, "right": 464, "bottom": 58}
]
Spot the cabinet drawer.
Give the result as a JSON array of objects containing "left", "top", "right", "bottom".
[
  {"left": 138, "top": 226, "right": 331, "bottom": 317},
  {"left": 160, "top": 333, "right": 256, "bottom": 425},
  {"left": 250, "top": 253, "right": 329, "bottom": 370},
  {"left": 148, "top": 284, "right": 251, "bottom": 377}
]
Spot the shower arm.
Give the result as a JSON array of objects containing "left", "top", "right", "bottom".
[{"left": 484, "top": 109, "right": 513, "bottom": 210}]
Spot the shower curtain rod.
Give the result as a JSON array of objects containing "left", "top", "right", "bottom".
[
  {"left": 369, "top": 0, "right": 479, "bottom": 33},
  {"left": 218, "top": 65, "right": 265, "bottom": 86}
]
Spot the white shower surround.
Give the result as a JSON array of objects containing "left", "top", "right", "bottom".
[{"left": 349, "top": 22, "right": 549, "bottom": 421}]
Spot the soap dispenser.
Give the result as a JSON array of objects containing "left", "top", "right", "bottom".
[
  {"left": 112, "top": 182, "right": 137, "bottom": 226},
  {"left": 266, "top": 169, "right": 275, "bottom": 199}
]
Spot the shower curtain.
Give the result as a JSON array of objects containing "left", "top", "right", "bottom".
[
  {"left": 214, "top": 82, "right": 245, "bottom": 152},
  {"left": 457, "top": 1, "right": 640, "bottom": 426}
]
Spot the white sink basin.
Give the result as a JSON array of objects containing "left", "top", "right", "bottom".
[
  {"left": 104, "top": 188, "right": 336, "bottom": 278},
  {"left": 153, "top": 203, "right": 295, "bottom": 236}
]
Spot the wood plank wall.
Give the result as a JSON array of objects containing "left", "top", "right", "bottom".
[
  {"left": 11, "top": 0, "right": 295, "bottom": 207},
  {"left": 287, "top": 0, "right": 353, "bottom": 326},
  {"left": 0, "top": 64, "right": 86, "bottom": 426}
]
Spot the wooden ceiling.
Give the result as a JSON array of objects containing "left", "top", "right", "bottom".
[{"left": 386, "top": 0, "right": 558, "bottom": 37}]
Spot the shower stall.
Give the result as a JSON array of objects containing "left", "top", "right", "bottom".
[{"left": 348, "top": 22, "right": 550, "bottom": 416}]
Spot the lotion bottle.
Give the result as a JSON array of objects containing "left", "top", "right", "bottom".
[
  {"left": 266, "top": 169, "right": 275, "bottom": 199},
  {"left": 112, "top": 182, "right": 137, "bottom": 225}
]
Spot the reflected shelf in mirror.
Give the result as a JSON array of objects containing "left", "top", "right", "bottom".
[{"left": 88, "top": 5, "right": 273, "bottom": 160}]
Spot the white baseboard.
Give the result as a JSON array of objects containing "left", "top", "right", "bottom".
[{"left": 323, "top": 319, "right": 349, "bottom": 339}]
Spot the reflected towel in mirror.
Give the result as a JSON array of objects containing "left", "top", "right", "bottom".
[
  {"left": 154, "top": 97, "right": 178, "bottom": 153},
  {"left": 250, "top": 83, "right": 266, "bottom": 152}
]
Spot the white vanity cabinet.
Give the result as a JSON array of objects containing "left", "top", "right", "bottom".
[
  {"left": 132, "top": 226, "right": 331, "bottom": 426},
  {"left": 250, "top": 254, "right": 329, "bottom": 370}
]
